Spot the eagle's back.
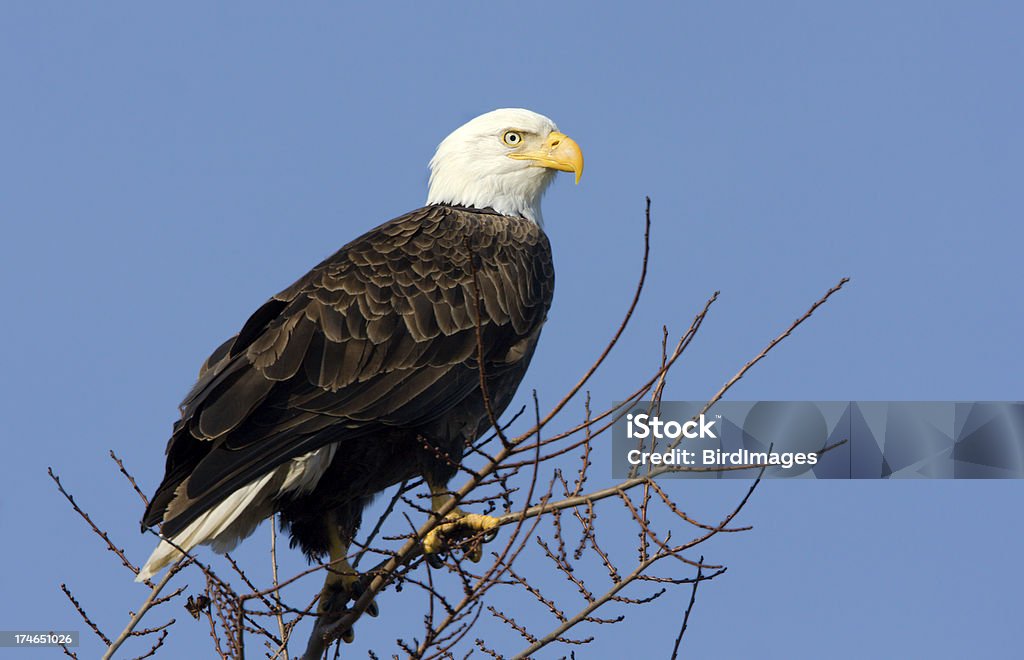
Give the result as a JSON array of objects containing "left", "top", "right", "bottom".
[{"left": 143, "top": 204, "right": 554, "bottom": 545}]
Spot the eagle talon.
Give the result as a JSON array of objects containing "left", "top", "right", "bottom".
[
  {"left": 319, "top": 570, "right": 379, "bottom": 629},
  {"left": 319, "top": 584, "right": 346, "bottom": 615},
  {"left": 422, "top": 512, "right": 500, "bottom": 564},
  {"left": 347, "top": 579, "right": 380, "bottom": 618}
]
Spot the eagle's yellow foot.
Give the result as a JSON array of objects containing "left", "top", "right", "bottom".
[
  {"left": 318, "top": 567, "right": 378, "bottom": 644},
  {"left": 423, "top": 511, "right": 500, "bottom": 565}
]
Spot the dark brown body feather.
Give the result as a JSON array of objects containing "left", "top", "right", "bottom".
[{"left": 143, "top": 204, "right": 554, "bottom": 558}]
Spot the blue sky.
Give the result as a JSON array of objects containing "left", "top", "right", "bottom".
[{"left": 1, "top": 2, "right": 1021, "bottom": 657}]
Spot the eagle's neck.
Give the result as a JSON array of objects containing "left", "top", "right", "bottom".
[{"left": 426, "top": 163, "right": 555, "bottom": 225}]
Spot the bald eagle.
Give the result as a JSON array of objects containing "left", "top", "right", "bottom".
[{"left": 137, "top": 109, "right": 582, "bottom": 620}]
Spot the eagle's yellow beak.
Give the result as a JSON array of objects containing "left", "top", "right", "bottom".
[{"left": 508, "top": 132, "right": 584, "bottom": 184}]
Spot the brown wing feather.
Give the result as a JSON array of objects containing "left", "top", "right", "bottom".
[{"left": 144, "top": 205, "right": 553, "bottom": 534}]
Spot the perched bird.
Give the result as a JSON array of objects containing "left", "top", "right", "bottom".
[{"left": 137, "top": 108, "right": 583, "bottom": 630}]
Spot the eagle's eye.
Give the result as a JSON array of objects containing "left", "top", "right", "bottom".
[{"left": 502, "top": 130, "right": 523, "bottom": 146}]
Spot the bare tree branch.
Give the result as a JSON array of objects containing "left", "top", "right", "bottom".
[{"left": 670, "top": 555, "right": 704, "bottom": 659}]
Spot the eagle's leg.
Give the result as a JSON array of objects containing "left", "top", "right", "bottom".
[
  {"left": 421, "top": 481, "right": 500, "bottom": 564},
  {"left": 316, "top": 523, "right": 378, "bottom": 644}
]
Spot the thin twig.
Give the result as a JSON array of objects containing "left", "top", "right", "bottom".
[
  {"left": 102, "top": 563, "right": 179, "bottom": 659},
  {"left": 670, "top": 556, "right": 704, "bottom": 659},
  {"left": 270, "top": 514, "right": 289, "bottom": 660},
  {"left": 60, "top": 584, "right": 110, "bottom": 645}
]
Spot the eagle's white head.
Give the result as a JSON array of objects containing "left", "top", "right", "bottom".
[{"left": 426, "top": 108, "right": 584, "bottom": 225}]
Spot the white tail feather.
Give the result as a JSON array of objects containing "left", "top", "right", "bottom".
[{"left": 136, "top": 444, "right": 337, "bottom": 582}]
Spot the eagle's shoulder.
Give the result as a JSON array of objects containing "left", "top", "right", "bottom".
[
  {"left": 276, "top": 204, "right": 551, "bottom": 306},
  {"left": 180, "top": 205, "right": 553, "bottom": 435}
]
